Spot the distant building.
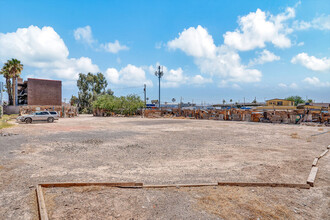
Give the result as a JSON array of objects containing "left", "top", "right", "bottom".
[
  {"left": 266, "top": 99, "right": 294, "bottom": 106},
  {"left": 297, "top": 103, "right": 330, "bottom": 111},
  {"left": 256, "top": 98, "right": 296, "bottom": 110},
  {"left": 17, "top": 78, "right": 62, "bottom": 106}
]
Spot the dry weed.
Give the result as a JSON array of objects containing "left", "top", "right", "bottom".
[
  {"left": 290, "top": 133, "right": 299, "bottom": 139},
  {"left": 193, "top": 187, "right": 294, "bottom": 220}
]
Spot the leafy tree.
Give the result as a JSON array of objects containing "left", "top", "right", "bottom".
[
  {"left": 77, "top": 72, "right": 109, "bottom": 113},
  {"left": 105, "top": 88, "right": 114, "bottom": 96},
  {"left": 306, "top": 99, "right": 313, "bottom": 103},
  {"left": 70, "top": 95, "right": 79, "bottom": 106},
  {"left": 222, "top": 99, "right": 226, "bottom": 104},
  {"left": 0, "top": 59, "right": 23, "bottom": 105},
  {"left": 285, "top": 96, "right": 305, "bottom": 106},
  {"left": 93, "top": 94, "right": 144, "bottom": 116}
]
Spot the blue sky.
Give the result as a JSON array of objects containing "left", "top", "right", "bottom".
[{"left": 0, "top": 0, "right": 329, "bottom": 104}]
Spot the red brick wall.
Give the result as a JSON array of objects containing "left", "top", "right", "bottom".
[{"left": 27, "top": 78, "right": 62, "bottom": 105}]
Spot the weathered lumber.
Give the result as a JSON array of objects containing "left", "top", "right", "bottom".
[
  {"left": 307, "top": 167, "right": 318, "bottom": 187},
  {"left": 36, "top": 185, "right": 49, "bottom": 220},
  {"left": 143, "top": 183, "right": 218, "bottom": 188},
  {"left": 217, "top": 182, "right": 310, "bottom": 189},
  {"left": 312, "top": 158, "right": 318, "bottom": 166},
  {"left": 311, "top": 131, "right": 330, "bottom": 136},
  {"left": 319, "top": 149, "right": 329, "bottom": 158},
  {"left": 40, "top": 182, "right": 143, "bottom": 188}
]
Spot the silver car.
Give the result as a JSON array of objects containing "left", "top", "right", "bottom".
[
  {"left": 49, "top": 111, "right": 60, "bottom": 120},
  {"left": 17, "top": 111, "right": 56, "bottom": 123}
]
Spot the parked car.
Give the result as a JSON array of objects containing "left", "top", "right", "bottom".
[
  {"left": 49, "top": 111, "right": 60, "bottom": 120},
  {"left": 17, "top": 111, "right": 56, "bottom": 123}
]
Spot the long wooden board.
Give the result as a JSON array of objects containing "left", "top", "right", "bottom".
[
  {"left": 143, "top": 183, "right": 218, "bottom": 188},
  {"left": 36, "top": 185, "right": 49, "bottom": 220},
  {"left": 40, "top": 182, "right": 143, "bottom": 188},
  {"left": 319, "top": 150, "right": 329, "bottom": 158},
  {"left": 312, "top": 158, "right": 318, "bottom": 166},
  {"left": 217, "top": 182, "right": 310, "bottom": 189},
  {"left": 307, "top": 167, "right": 318, "bottom": 187}
]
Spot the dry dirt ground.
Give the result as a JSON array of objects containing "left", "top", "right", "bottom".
[{"left": 0, "top": 115, "right": 329, "bottom": 219}]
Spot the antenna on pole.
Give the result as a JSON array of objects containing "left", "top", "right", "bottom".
[{"left": 155, "top": 65, "right": 164, "bottom": 108}]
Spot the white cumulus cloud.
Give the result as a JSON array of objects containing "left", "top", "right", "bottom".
[
  {"left": 74, "top": 25, "right": 94, "bottom": 45},
  {"left": 223, "top": 7, "right": 295, "bottom": 51},
  {"left": 162, "top": 67, "right": 188, "bottom": 88},
  {"left": 168, "top": 25, "right": 216, "bottom": 58},
  {"left": 190, "top": 75, "right": 213, "bottom": 85},
  {"left": 148, "top": 64, "right": 212, "bottom": 88},
  {"left": 293, "top": 14, "right": 330, "bottom": 30},
  {"left": 74, "top": 26, "right": 129, "bottom": 54},
  {"left": 249, "top": 49, "right": 280, "bottom": 66},
  {"left": 106, "top": 64, "right": 152, "bottom": 87},
  {"left": 167, "top": 26, "right": 262, "bottom": 84},
  {"left": 101, "top": 40, "right": 129, "bottom": 54},
  {"left": 0, "top": 25, "right": 99, "bottom": 79},
  {"left": 291, "top": 53, "right": 330, "bottom": 72},
  {"left": 278, "top": 82, "right": 298, "bottom": 89},
  {"left": 303, "top": 77, "right": 330, "bottom": 87}
]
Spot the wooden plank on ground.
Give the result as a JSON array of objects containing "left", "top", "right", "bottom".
[
  {"left": 143, "top": 183, "right": 218, "bottom": 188},
  {"left": 36, "top": 185, "right": 49, "bottom": 220},
  {"left": 312, "top": 158, "right": 318, "bottom": 166},
  {"left": 307, "top": 167, "right": 318, "bottom": 187},
  {"left": 217, "top": 182, "right": 310, "bottom": 189},
  {"left": 319, "top": 149, "right": 329, "bottom": 158},
  {"left": 40, "top": 182, "right": 143, "bottom": 188}
]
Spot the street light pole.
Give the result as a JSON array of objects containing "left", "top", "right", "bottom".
[{"left": 154, "top": 65, "right": 164, "bottom": 108}]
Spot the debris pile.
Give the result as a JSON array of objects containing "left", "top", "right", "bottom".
[{"left": 142, "top": 108, "right": 330, "bottom": 125}]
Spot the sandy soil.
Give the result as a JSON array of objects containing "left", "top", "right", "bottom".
[{"left": 0, "top": 115, "right": 329, "bottom": 219}]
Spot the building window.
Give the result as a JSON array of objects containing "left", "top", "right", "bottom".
[{"left": 278, "top": 101, "right": 283, "bottom": 106}]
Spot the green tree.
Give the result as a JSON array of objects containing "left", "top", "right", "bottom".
[
  {"left": 306, "top": 99, "right": 313, "bottom": 103},
  {"left": 0, "top": 65, "right": 12, "bottom": 105},
  {"left": 70, "top": 95, "right": 79, "bottom": 106},
  {"left": 0, "top": 59, "right": 23, "bottom": 106},
  {"left": 285, "top": 96, "right": 305, "bottom": 106},
  {"left": 105, "top": 88, "right": 114, "bottom": 96},
  {"left": 77, "top": 72, "right": 109, "bottom": 113},
  {"left": 7, "top": 59, "right": 23, "bottom": 106},
  {"left": 93, "top": 94, "right": 144, "bottom": 116}
]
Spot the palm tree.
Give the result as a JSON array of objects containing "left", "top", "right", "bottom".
[
  {"left": 0, "top": 64, "right": 13, "bottom": 105},
  {"left": 6, "top": 59, "right": 23, "bottom": 106}
]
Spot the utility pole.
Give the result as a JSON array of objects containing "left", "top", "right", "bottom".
[
  {"left": 143, "top": 84, "right": 146, "bottom": 107},
  {"left": 143, "top": 84, "right": 146, "bottom": 118},
  {"left": 154, "top": 65, "right": 164, "bottom": 108}
]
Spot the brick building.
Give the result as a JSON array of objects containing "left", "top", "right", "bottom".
[{"left": 17, "top": 78, "right": 62, "bottom": 106}]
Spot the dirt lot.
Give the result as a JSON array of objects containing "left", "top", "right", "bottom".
[{"left": 0, "top": 115, "right": 329, "bottom": 219}]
